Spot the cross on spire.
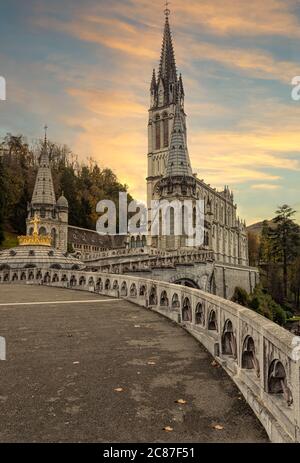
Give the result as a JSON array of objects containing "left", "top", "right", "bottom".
[
  {"left": 164, "top": 0, "right": 170, "bottom": 17},
  {"left": 44, "top": 124, "right": 48, "bottom": 143}
]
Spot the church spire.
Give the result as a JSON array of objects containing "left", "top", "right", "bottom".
[
  {"left": 158, "top": 8, "right": 177, "bottom": 86},
  {"left": 165, "top": 98, "right": 192, "bottom": 177},
  {"left": 31, "top": 127, "right": 56, "bottom": 205}
]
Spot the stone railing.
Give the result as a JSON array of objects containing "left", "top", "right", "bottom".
[{"left": 1, "top": 267, "right": 299, "bottom": 443}]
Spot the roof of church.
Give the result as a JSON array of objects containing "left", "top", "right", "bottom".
[
  {"left": 31, "top": 138, "right": 56, "bottom": 206},
  {"left": 165, "top": 100, "right": 193, "bottom": 177},
  {"left": 68, "top": 226, "right": 127, "bottom": 249}
]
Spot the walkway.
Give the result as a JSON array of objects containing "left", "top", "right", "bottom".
[{"left": 0, "top": 284, "right": 268, "bottom": 442}]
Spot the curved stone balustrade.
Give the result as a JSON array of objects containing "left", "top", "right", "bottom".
[{"left": 0, "top": 267, "right": 299, "bottom": 443}]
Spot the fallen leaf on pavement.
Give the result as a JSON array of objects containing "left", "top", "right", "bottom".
[
  {"left": 163, "top": 426, "right": 173, "bottom": 432},
  {"left": 73, "top": 361, "right": 80, "bottom": 365},
  {"left": 175, "top": 399, "right": 187, "bottom": 404},
  {"left": 147, "top": 361, "right": 156, "bottom": 365},
  {"left": 211, "top": 360, "right": 220, "bottom": 368},
  {"left": 114, "top": 388, "right": 124, "bottom": 392},
  {"left": 212, "top": 424, "right": 224, "bottom": 430}
]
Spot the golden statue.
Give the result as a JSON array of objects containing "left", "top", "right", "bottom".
[{"left": 18, "top": 212, "right": 52, "bottom": 247}]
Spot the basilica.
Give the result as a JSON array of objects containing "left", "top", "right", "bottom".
[{"left": 146, "top": 10, "right": 248, "bottom": 266}]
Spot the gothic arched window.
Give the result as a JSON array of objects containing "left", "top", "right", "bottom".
[
  {"left": 155, "top": 115, "right": 161, "bottom": 150},
  {"left": 163, "top": 114, "right": 169, "bottom": 148}
]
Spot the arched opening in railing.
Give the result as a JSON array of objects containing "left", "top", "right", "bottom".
[
  {"left": 182, "top": 297, "right": 192, "bottom": 322},
  {"left": 139, "top": 285, "right": 146, "bottom": 297},
  {"left": 121, "top": 281, "right": 128, "bottom": 297},
  {"left": 130, "top": 283, "right": 137, "bottom": 297},
  {"left": 79, "top": 276, "right": 86, "bottom": 287},
  {"left": 241, "top": 336, "right": 260, "bottom": 377},
  {"left": 29, "top": 271, "right": 34, "bottom": 281},
  {"left": 171, "top": 293, "right": 180, "bottom": 309},
  {"left": 44, "top": 272, "right": 50, "bottom": 284},
  {"left": 61, "top": 274, "right": 68, "bottom": 283},
  {"left": 149, "top": 286, "right": 157, "bottom": 306},
  {"left": 208, "top": 309, "right": 217, "bottom": 331},
  {"left": 70, "top": 275, "right": 77, "bottom": 287},
  {"left": 12, "top": 273, "right": 18, "bottom": 282},
  {"left": 160, "top": 290, "right": 169, "bottom": 307},
  {"left": 195, "top": 302, "right": 205, "bottom": 326},
  {"left": 96, "top": 278, "right": 102, "bottom": 292},
  {"left": 113, "top": 280, "right": 119, "bottom": 291},
  {"left": 221, "top": 319, "right": 237, "bottom": 357},
  {"left": 105, "top": 279, "right": 111, "bottom": 290},
  {"left": 268, "top": 359, "right": 293, "bottom": 406},
  {"left": 52, "top": 274, "right": 59, "bottom": 283}
]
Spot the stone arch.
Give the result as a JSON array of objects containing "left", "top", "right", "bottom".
[
  {"left": 113, "top": 280, "right": 119, "bottom": 290},
  {"left": 242, "top": 336, "right": 260, "bottom": 377},
  {"left": 130, "top": 283, "right": 137, "bottom": 297},
  {"left": 79, "top": 276, "right": 86, "bottom": 287},
  {"left": 52, "top": 274, "right": 59, "bottom": 283},
  {"left": 121, "top": 281, "right": 128, "bottom": 297},
  {"left": 268, "top": 359, "right": 293, "bottom": 406},
  {"left": 96, "top": 278, "right": 103, "bottom": 291},
  {"left": 88, "top": 276, "right": 95, "bottom": 287},
  {"left": 61, "top": 274, "right": 68, "bottom": 282},
  {"left": 208, "top": 309, "right": 217, "bottom": 331},
  {"left": 12, "top": 272, "right": 18, "bottom": 282},
  {"left": 4, "top": 273, "right": 9, "bottom": 282},
  {"left": 173, "top": 277, "right": 200, "bottom": 289},
  {"left": 195, "top": 302, "right": 205, "bottom": 326},
  {"left": 28, "top": 271, "right": 34, "bottom": 281},
  {"left": 182, "top": 297, "right": 192, "bottom": 322},
  {"left": 160, "top": 290, "right": 169, "bottom": 307},
  {"left": 221, "top": 319, "right": 237, "bottom": 357},
  {"left": 105, "top": 278, "right": 111, "bottom": 290},
  {"left": 171, "top": 293, "right": 180, "bottom": 308},
  {"left": 43, "top": 272, "right": 50, "bottom": 284},
  {"left": 37, "top": 270, "right": 42, "bottom": 280},
  {"left": 149, "top": 285, "right": 157, "bottom": 306},
  {"left": 139, "top": 285, "right": 146, "bottom": 297},
  {"left": 70, "top": 275, "right": 77, "bottom": 287},
  {"left": 39, "top": 226, "right": 47, "bottom": 236}
]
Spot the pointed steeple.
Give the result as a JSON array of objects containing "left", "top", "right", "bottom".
[
  {"left": 150, "top": 68, "right": 156, "bottom": 91},
  {"left": 165, "top": 99, "right": 192, "bottom": 177},
  {"left": 158, "top": 11, "right": 177, "bottom": 87},
  {"left": 32, "top": 128, "right": 56, "bottom": 205}
]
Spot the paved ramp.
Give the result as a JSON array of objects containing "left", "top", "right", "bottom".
[{"left": 0, "top": 285, "right": 268, "bottom": 442}]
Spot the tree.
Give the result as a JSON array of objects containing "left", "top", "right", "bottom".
[
  {"left": 248, "top": 231, "right": 260, "bottom": 266},
  {"left": 290, "top": 257, "right": 300, "bottom": 310},
  {"left": 269, "top": 205, "right": 300, "bottom": 299},
  {"left": 0, "top": 159, "right": 6, "bottom": 245}
]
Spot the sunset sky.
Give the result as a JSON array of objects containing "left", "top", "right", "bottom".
[{"left": 1, "top": 0, "right": 300, "bottom": 224}]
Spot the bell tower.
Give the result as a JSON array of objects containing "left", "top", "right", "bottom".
[{"left": 147, "top": 6, "right": 187, "bottom": 244}]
